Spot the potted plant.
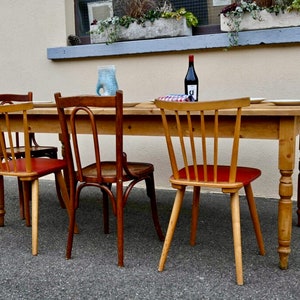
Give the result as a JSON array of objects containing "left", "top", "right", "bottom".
[
  {"left": 90, "top": 0, "right": 198, "bottom": 44},
  {"left": 220, "top": 0, "right": 300, "bottom": 46}
]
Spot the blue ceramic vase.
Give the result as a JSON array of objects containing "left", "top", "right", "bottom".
[{"left": 96, "top": 65, "right": 118, "bottom": 96}]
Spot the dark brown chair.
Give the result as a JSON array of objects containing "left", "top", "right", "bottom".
[
  {"left": 0, "top": 101, "right": 71, "bottom": 255},
  {"left": 54, "top": 90, "right": 164, "bottom": 265},
  {"left": 155, "top": 97, "right": 265, "bottom": 285},
  {"left": 0, "top": 92, "right": 64, "bottom": 226}
]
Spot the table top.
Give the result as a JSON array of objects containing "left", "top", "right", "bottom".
[{"left": 29, "top": 101, "right": 300, "bottom": 117}]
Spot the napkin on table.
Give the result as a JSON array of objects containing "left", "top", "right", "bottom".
[{"left": 156, "top": 94, "right": 193, "bottom": 102}]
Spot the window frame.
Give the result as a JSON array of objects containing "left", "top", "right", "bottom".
[
  {"left": 48, "top": 26, "right": 300, "bottom": 60},
  {"left": 48, "top": 0, "right": 300, "bottom": 60}
]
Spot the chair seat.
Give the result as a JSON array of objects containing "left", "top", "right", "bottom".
[
  {"left": 9, "top": 146, "right": 57, "bottom": 158},
  {"left": 174, "top": 165, "right": 261, "bottom": 186},
  {"left": 2, "top": 158, "right": 67, "bottom": 177},
  {"left": 81, "top": 161, "right": 154, "bottom": 183}
]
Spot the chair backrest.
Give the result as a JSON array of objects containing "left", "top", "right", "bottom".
[
  {"left": 54, "top": 90, "right": 123, "bottom": 188},
  {"left": 154, "top": 97, "right": 250, "bottom": 186},
  {"left": 0, "top": 93, "right": 33, "bottom": 103},
  {"left": 0, "top": 102, "right": 34, "bottom": 174},
  {"left": 0, "top": 92, "right": 33, "bottom": 147}
]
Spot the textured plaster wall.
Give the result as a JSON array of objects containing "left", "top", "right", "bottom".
[{"left": 1, "top": 0, "right": 299, "bottom": 199}]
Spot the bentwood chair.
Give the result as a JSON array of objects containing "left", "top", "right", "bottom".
[
  {"left": 0, "top": 102, "right": 71, "bottom": 255},
  {"left": 54, "top": 90, "right": 164, "bottom": 265},
  {"left": 155, "top": 97, "right": 265, "bottom": 285},
  {"left": 0, "top": 92, "right": 64, "bottom": 226}
]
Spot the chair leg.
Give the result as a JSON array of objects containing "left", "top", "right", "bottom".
[
  {"left": 22, "top": 181, "right": 31, "bottom": 227},
  {"left": 56, "top": 172, "right": 76, "bottom": 260},
  {"left": 55, "top": 171, "right": 79, "bottom": 234},
  {"left": 54, "top": 173, "right": 66, "bottom": 209},
  {"left": 18, "top": 179, "right": 32, "bottom": 226},
  {"left": 244, "top": 184, "right": 265, "bottom": 255},
  {"left": 145, "top": 174, "right": 164, "bottom": 241},
  {"left": 230, "top": 192, "right": 243, "bottom": 285},
  {"left": 116, "top": 180, "right": 124, "bottom": 267},
  {"left": 55, "top": 171, "right": 79, "bottom": 259},
  {"left": 53, "top": 171, "right": 78, "bottom": 259},
  {"left": 17, "top": 179, "right": 25, "bottom": 220},
  {"left": 158, "top": 187, "right": 185, "bottom": 272},
  {"left": 190, "top": 186, "right": 200, "bottom": 246},
  {"left": 31, "top": 179, "right": 39, "bottom": 256},
  {"left": 66, "top": 206, "right": 76, "bottom": 260},
  {"left": 0, "top": 175, "right": 5, "bottom": 227},
  {"left": 45, "top": 151, "right": 66, "bottom": 209},
  {"left": 102, "top": 190, "right": 109, "bottom": 234}
]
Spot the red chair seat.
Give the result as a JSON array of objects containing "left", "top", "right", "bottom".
[
  {"left": 176, "top": 165, "right": 261, "bottom": 186},
  {"left": 2, "top": 158, "right": 67, "bottom": 177}
]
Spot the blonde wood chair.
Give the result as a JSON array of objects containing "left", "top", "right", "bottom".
[
  {"left": 54, "top": 90, "right": 164, "bottom": 265},
  {"left": 0, "top": 102, "right": 71, "bottom": 255},
  {"left": 155, "top": 97, "right": 265, "bottom": 285},
  {"left": 0, "top": 92, "right": 64, "bottom": 226}
]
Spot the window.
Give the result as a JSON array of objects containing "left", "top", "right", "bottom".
[{"left": 74, "top": 0, "right": 225, "bottom": 44}]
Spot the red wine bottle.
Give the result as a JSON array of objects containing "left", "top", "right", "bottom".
[{"left": 184, "top": 55, "right": 199, "bottom": 101}]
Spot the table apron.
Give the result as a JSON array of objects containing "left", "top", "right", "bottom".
[
  {"left": 2, "top": 115, "right": 298, "bottom": 141},
  {"left": 4, "top": 114, "right": 287, "bottom": 140}
]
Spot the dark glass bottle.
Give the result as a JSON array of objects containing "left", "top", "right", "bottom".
[{"left": 184, "top": 55, "right": 199, "bottom": 101}]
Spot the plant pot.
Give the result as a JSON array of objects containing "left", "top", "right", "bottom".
[
  {"left": 90, "top": 17, "right": 192, "bottom": 44},
  {"left": 220, "top": 10, "right": 300, "bottom": 32}
]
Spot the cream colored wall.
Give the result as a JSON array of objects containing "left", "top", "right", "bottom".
[{"left": 1, "top": 0, "right": 299, "bottom": 199}]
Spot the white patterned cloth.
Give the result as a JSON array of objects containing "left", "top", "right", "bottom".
[{"left": 157, "top": 94, "right": 191, "bottom": 102}]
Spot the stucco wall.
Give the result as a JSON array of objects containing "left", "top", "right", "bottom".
[{"left": 1, "top": 0, "right": 299, "bottom": 199}]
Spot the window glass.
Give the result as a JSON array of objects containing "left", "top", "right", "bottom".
[
  {"left": 74, "top": 0, "right": 225, "bottom": 43},
  {"left": 75, "top": 0, "right": 92, "bottom": 37},
  {"left": 170, "top": 0, "right": 208, "bottom": 25}
]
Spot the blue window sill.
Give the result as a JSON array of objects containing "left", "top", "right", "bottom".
[{"left": 47, "top": 27, "right": 300, "bottom": 60}]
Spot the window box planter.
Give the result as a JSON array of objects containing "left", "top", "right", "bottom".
[
  {"left": 220, "top": 10, "right": 300, "bottom": 32},
  {"left": 90, "top": 17, "right": 192, "bottom": 44}
]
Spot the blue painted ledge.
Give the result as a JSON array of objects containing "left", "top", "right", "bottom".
[{"left": 47, "top": 27, "right": 300, "bottom": 60}]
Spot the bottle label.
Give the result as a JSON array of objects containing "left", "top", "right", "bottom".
[{"left": 187, "top": 85, "right": 198, "bottom": 101}]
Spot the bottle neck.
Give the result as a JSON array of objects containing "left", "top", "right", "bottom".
[{"left": 188, "top": 55, "right": 194, "bottom": 66}]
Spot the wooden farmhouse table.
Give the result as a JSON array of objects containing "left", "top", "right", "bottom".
[{"left": 4, "top": 100, "right": 300, "bottom": 270}]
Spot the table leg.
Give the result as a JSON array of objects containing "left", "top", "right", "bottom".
[
  {"left": 277, "top": 117, "right": 295, "bottom": 269},
  {"left": 278, "top": 170, "right": 293, "bottom": 269}
]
